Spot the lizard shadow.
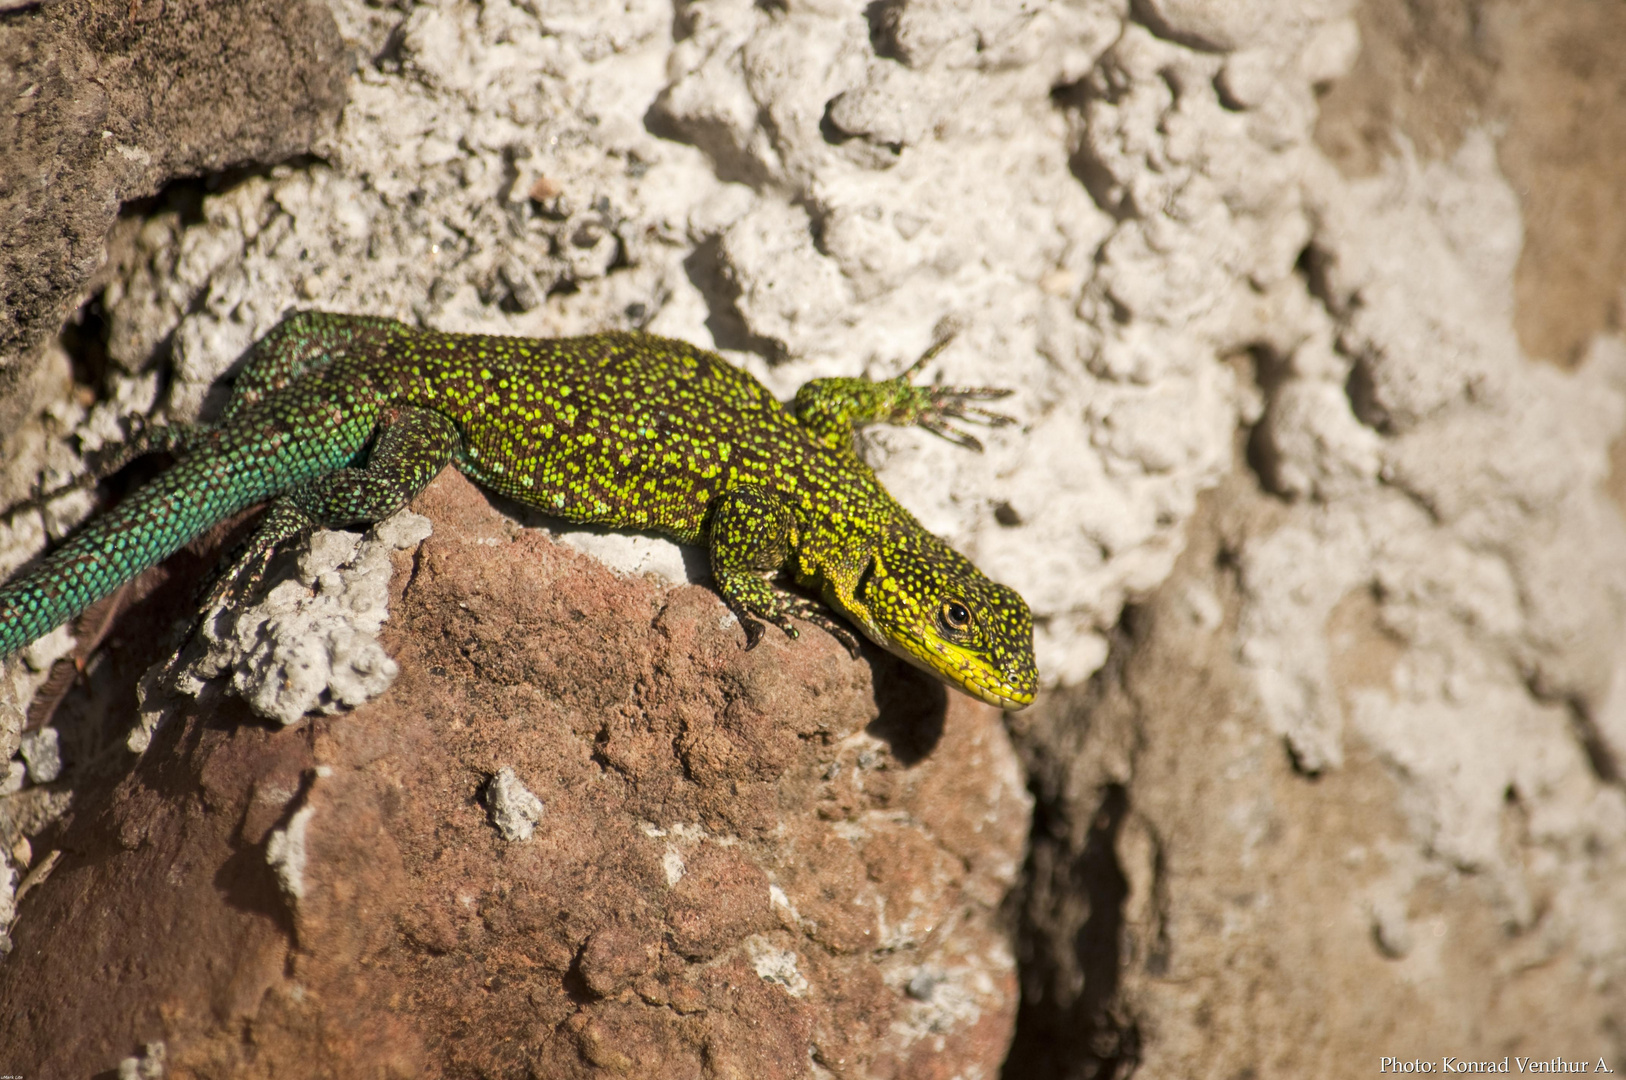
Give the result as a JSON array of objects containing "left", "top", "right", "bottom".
[
  {"left": 16, "top": 507, "right": 304, "bottom": 927},
  {"left": 864, "top": 654, "right": 947, "bottom": 766}
]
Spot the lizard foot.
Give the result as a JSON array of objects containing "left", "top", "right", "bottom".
[
  {"left": 778, "top": 595, "right": 862, "bottom": 657},
  {"left": 731, "top": 596, "right": 860, "bottom": 658},
  {"left": 198, "top": 501, "right": 312, "bottom": 615},
  {"left": 200, "top": 538, "right": 279, "bottom": 615},
  {"left": 894, "top": 335, "right": 1018, "bottom": 452},
  {"left": 915, "top": 385, "right": 1016, "bottom": 452},
  {"left": 730, "top": 606, "right": 799, "bottom": 648}
]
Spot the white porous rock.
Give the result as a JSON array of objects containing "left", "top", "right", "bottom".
[
  {"left": 1221, "top": 123, "right": 1626, "bottom": 949},
  {"left": 16, "top": 727, "right": 60, "bottom": 785},
  {"left": 0, "top": 669, "right": 27, "bottom": 770},
  {"left": 178, "top": 510, "right": 434, "bottom": 727},
  {"left": 116, "top": 1042, "right": 167, "bottom": 1080},
  {"left": 548, "top": 528, "right": 695, "bottom": 584},
  {"left": 883, "top": 941, "right": 1014, "bottom": 1049},
  {"left": 485, "top": 766, "right": 545, "bottom": 842},
  {"left": 744, "top": 934, "right": 809, "bottom": 998},
  {"left": 266, "top": 803, "right": 316, "bottom": 904},
  {"left": 0, "top": 855, "right": 16, "bottom": 929},
  {"left": 0, "top": 624, "right": 74, "bottom": 767},
  {"left": 93, "top": 0, "right": 1260, "bottom": 690}
]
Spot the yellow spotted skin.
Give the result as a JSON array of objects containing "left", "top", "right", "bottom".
[{"left": 0, "top": 311, "right": 1038, "bottom": 709}]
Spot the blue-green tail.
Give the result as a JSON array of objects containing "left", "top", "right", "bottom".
[{"left": 0, "top": 455, "right": 274, "bottom": 656}]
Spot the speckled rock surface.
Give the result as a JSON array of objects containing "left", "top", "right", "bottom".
[
  {"left": 0, "top": 471, "right": 1030, "bottom": 1076},
  {"left": 1007, "top": 0, "right": 1626, "bottom": 1074}
]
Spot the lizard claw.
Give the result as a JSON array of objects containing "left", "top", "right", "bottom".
[
  {"left": 918, "top": 392, "right": 1018, "bottom": 451},
  {"left": 933, "top": 387, "right": 1016, "bottom": 419},
  {"left": 199, "top": 543, "right": 274, "bottom": 614},
  {"left": 197, "top": 501, "right": 313, "bottom": 615},
  {"left": 892, "top": 337, "right": 1018, "bottom": 451},
  {"left": 784, "top": 601, "right": 863, "bottom": 657},
  {"left": 734, "top": 591, "right": 864, "bottom": 658},
  {"left": 920, "top": 419, "right": 986, "bottom": 452},
  {"left": 918, "top": 401, "right": 1016, "bottom": 451},
  {"left": 827, "top": 623, "right": 861, "bottom": 658}
]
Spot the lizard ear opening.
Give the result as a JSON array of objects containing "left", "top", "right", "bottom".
[{"left": 854, "top": 553, "right": 879, "bottom": 603}]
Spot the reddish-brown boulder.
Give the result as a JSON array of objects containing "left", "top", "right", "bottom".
[{"left": 0, "top": 470, "right": 1031, "bottom": 1078}]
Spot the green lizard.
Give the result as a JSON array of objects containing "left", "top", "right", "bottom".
[{"left": 0, "top": 312, "right": 1038, "bottom": 709}]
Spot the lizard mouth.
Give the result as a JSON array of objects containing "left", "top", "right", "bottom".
[
  {"left": 953, "top": 672, "right": 1036, "bottom": 710},
  {"left": 883, "top": 635, "right": 1036, "bottom": 711},
  {"left": 961, "top": 680, "right": 1035, "bottom": 710}
]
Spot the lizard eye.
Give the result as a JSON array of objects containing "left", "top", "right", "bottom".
[{"left": 939, "top": 599, "right": 972, "bottom": 632}]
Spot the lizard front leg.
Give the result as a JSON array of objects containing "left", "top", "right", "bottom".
[
  {"left": 707, "top": 485, "right": 860, "bottom": 656},
  {"left": 791, "top": 335, "right": 1016, "bottom": 454}
]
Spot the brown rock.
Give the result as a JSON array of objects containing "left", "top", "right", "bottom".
[
  {"left": 578, "top": 922, "right": 659, "bottom": 998},
  {"left": 0, "top": 470, "right": 1030, "bottom": 1077},
  {"left": 0, "top": 0, "right": 348, "bottom": 440}
]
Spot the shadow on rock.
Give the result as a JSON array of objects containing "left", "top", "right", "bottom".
[{"left": 866, "top": 656, "right": 947, "bottom": 765}]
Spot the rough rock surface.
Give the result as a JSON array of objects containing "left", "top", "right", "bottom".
[
  {"left": 0, "top": 471, "right": 1030, "bottom": 1076},
  {"left": 1008, "top": 0, "right": 1626, "bottom": 1074},
  {"left": 1, "top": 0, "right": 1626, "bottom": 1076},
  {"left": 0, "top": 0, "right": 349, "bottom": 494}
]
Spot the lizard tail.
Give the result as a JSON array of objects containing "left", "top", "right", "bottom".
[{"left": 0, "top": 453, "right": 274, "bottom": 656}]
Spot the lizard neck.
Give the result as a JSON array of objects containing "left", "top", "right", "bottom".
[{"left": 789, "top": 492, "right": 920, "bottom": 647}]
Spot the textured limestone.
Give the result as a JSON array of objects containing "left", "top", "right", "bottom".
[
  {"left": 485, "top": 764, "right": 546, "bottom": 842},
  {"left": 15, "top": 727, "right": 59, "bottom": 785},
  {"left": 1007, "top": 0, "right": 1626, "bottom": 1074},
  {"left": 161, "top": 510, "right": 434, "bottom": 733}
]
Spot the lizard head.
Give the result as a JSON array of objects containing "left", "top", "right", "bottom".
[{"left": 845, "top": 535, "right": 1038, "bottom": 710}]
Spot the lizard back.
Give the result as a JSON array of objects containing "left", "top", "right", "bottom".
[{"left": 384, "top": 328, "right": 900, "bottom": 543}]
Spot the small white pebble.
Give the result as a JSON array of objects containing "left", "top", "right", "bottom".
[
  {"left": 18, "top": 728, "right": 61, "bottom": 784},
  {"left": 486, "top": 766, "right": 544, "bottom": 842},
  {"left": 117, "top": 1040, "right": 166, "bottom": 1080}
]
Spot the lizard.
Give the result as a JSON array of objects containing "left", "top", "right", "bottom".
[{"left": 0, "top": 311, "right": 1038, "bottom": 709}]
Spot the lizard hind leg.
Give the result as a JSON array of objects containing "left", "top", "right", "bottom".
[
  {"left": 83, "top": 312, "right": 403, "bottom": 495},
  {"left": 707, "top": 485, "right": 859, "bottom": 654},
  {"left": 202, "top": 406, "right": 461, "bottom": 613},
  {"left": 201, "top": 501, "right": 316, "bottom": 614},
  {"left": 39, "top": 313, "right": 389, "bottom": 508},
  {"left": 216, "top": 311, "right": 406, "bottom": 424},
  {"left": 17, "top": 420, "right": 213, "bottom": 519},
  {"left": 88, "top": 311, "right": 404, "bottom": 495},
  {"left": 82, "top": 417, "right": 216, "bottom": 483}
]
